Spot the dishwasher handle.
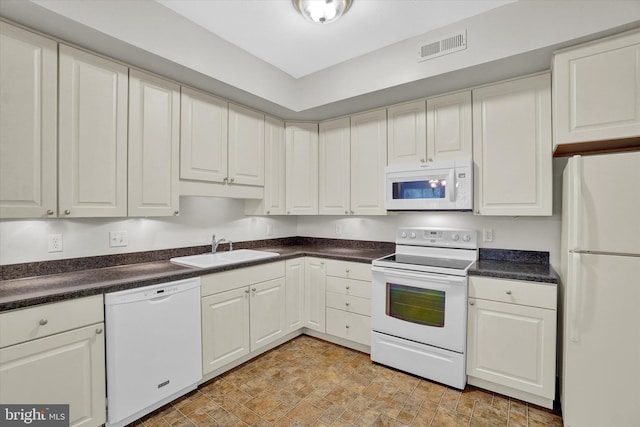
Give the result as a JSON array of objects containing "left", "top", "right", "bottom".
[{"left": 105, "top": 278, "right": 201, "bottom": 305}]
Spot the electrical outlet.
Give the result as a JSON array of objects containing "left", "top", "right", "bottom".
[
  {"left": 266, "top": 224, "right": 273, "bottom": 236},
  {"left": 483, "top": 228, "right": 494, "bottom": 242},
  {"left": 109, "top": 231, "right": 128, "bottom": 247},
  {"left": 48, "top": 234, "right": 63, "bottom": 252},
  {"left": 335, "top": 224, "right": 342, "bottom": 235}
]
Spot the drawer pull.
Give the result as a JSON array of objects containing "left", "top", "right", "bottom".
[
  {"left": 345, "top": 325, "right": 350, "bottom": 329},
  {"left": 469, "top": 301, "right": 475, "bottom": 306},
  {"left": 39, "top": 318, "right": 48, "bottom": 326},
  {"left": 345, "top": 286, "right": 350, "bottom": 290},
  {"left": 506, "top": 290, "right": 512, "bottom": 295},
  {"left": 345, "top": 302, "right": 350, "bottom": 307},
  {"left": 96, "top": 327, "right": 103, "bottom": 334},
  {"left": 345, "top": 269, "right": 350, "bottom": 274},
  {"left": 245, "top": 289, "right": 250, "bottom": 294}
]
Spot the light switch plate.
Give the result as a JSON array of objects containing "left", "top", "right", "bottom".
[{"left": 48, "top": 234, "right": 63, "bottom": 252}]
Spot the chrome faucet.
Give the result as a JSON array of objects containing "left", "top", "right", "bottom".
[{"left": 211, "top": 234, "right": 233, "bottom": 253}]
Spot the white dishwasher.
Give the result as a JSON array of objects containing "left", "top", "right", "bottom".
[{"left": 105, "top": 277, "right": 202, "bottom": 427}]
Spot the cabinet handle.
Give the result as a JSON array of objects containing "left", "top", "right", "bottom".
[
  {"left": 96, "top": 327, "right": 103, "bottom": 334},
  {"left": 230, "top": 177, "right": 235, "bottom": 183},
  {"left": 64, "top": 210, "right": 71, "bottom": 215},
  {"left": 174, "top": 210, "right": 179, "bottom": 216},
  {"left": 475, "top": 210, "right": 480, "bottom": 214},
  {"left": 350, "top": 210, "right": 354, "bottom": 215},
  {"left": 345, "top": 269, "right": 350, "bottom": 274},
  {"left": 469, "top": 300, "right": 475, "bottom": 306},
  {"left": 266, "top": 210, "right": 270, "bottom": 215},
  {"left": 506, "top": 290, "right": 512, "bottom": 295},
  {"left": 245, "top": 289, "right": 250, "bottom": 294},
  {"left": 345, "top": 285, "right": 350, "bottom": 290},
  {"left": 345, "top": 325, "right": 350, "bottom": 329},
  {"left": 428, "top": 158, "right": 433, "bottom": 162},
  {"left": 345, "top": 210, "right": 348, "bottom": 215},
  {"left": 420, "top": 158, "right": 425, "bottom": 163},
  {"left": 287, "top": 211, "right": 291, "bottom": 215},
  {"left": 39, "top": 318, "right": 48, "bottom": 326},
  {"left": 46, "top": 209, "right": 54, "bottom": 215},
  {"left": 345, "top": 302, "right": 350, "bottom": 307},
  {"left": 252, "top": 288, "right": 257, "bottom": 292}
]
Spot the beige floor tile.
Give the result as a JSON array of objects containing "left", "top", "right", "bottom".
[
  {"left": 471, "top": 400, "right": 508, "bottom": 426},
  {"left": 430, "top": 407, "right": 470, "bottom": 427},
  {"left": 286, "top": 401, "right": 325, "bottom": 425}
]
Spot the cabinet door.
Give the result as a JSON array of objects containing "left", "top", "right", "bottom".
[
  {"left": 304, "top": 258, "right": 326, "bottom": 332},
  {"left": 201, "top": 288, "right": 250, "bottom": 375},
  {"left": 285, "top": 122, "right": 318, "bottom": 215},
  {"left": 319, "top": 117, "right": 351, "bottom": 215},
  {"left": 426, "top": 91, "right": 472, "bottom": 161},
  {"left": 473, "top": 73, "right": 552, "bottom": 216},
  {"left": 0, "top": 324, "right": 106, "bottom": 427},
  {"left": 180, "top": 87, "right": 228, "bottom": 183},
  {"left": 58, "top": 45, "right": 128, "bottom": 217},
  {"left": 285, "top": 258, "right": 305, "bottom": 333},
  {"left": 228, "top": 103, "right": 264, "bottom": 186},
  {"left": 554, "top": 29, "right": 640, "bottom": 148},
  {"left": 467, "top": 298, "right": 556, "bottom": 400},
  {"left": 128, "top": 70, "right": 180, "bottom": 217},
  {"left": 350, "top": 109, "right": 387, "bottom": 215},
  {"left": 387, "top": 100, "right": 426, "bottom": 165},
  {"left": 0, "top": 23, "right": 57, "bottom": 219},
  {"left": 250, "top": 278, "right": 286, "bottom": 352}
]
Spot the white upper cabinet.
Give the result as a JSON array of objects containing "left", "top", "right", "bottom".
[
  {"left": 319, "top": 117, "right": 351, "bottom": 215},
  {"left": 180, "top": 87, "right": 228, "bottom": 183},
  {"left": 426, "top": 91, "right": 472, "bottom": 161},
  {"left": 350, "top": 109, "right": 387, "bottom": 215},
  {"left": 228, "top": 103, "right": 265, "bottom": 186},
  {"left": 387, "top": 100, "right": 426, "bottom": 165},
  {"left": 0, "top": 23, "right": 57, "bottom": 219},
  {"left": 128, "top": 69, "right": 180, "bottom": 217},
  {"left": 245, "top": 116, "right": 286, "bottom": 215},
  {"left": 553, "top": 29, "right": 640, "bottom": 154},
  {"left": 58, "top": 45, "right": 128, "bottom": 217},
  {"left": 285, "top": 122, "right": 318, "bottom": 215},
  {"left": 473, "top": 73, "right": 552, "bottom": 216}
]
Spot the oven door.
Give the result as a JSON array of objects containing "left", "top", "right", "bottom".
[{"left": 371, "top": 266, "right": 467, "bottom": 353}]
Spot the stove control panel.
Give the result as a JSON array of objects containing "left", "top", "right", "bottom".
[{"left": 396, "top": 227, "right": 477, "bottom": 248}]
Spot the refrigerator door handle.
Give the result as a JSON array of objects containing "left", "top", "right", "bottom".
[
  {"left": 570, "top": 155, "right": 582, "bottom": 251},
  {"left": 569, "top": 252, "right": 581, "bottom": 342}
]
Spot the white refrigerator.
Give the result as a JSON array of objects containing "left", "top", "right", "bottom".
[{"left": 560, "top": 151, "right": 640, "bottom": 427}]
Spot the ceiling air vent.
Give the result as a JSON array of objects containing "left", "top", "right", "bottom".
[{"left": 418, "top": 30, "right": 467, "bottom": 62}]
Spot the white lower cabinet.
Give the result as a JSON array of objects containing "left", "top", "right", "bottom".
[
  {"left": 0, "top": 295, "right": 106, "bottom": 427},
  {"left": 285, "top": 258, "right": 305, "bottom": 333},
  {"left": 466, "top": 276, "right": 557, "bottom": 409},
  {"left": 200, "top": 262, "right": 286, "bottom": 376},
  {"left": 304, "top": 257, "right": 326, "bottom": 332},
  {"left": 324, "top": 259, "right": 372, "bottom": 346},
  {"left": 201, "top": 287, "right": 251, "bottom": 374}
]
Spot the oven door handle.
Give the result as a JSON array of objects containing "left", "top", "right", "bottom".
[{"left": 372, "top": 266, "right": 467, "bottom": 285}]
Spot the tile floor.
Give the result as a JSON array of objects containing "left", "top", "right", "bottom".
[{"left": 135, "top": 335, "right": 563, "bottom": 427}]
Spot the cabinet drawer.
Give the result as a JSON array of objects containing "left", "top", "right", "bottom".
[
  {"left": 326, "top": 308, "right": 371, "bottom": 346},
  {"left": 0, "top": 295, "right": 104, "bottom": 348},
  {"left": 469, "top": 276, "right": 556, "bottom": 310},
  {"left": 325, "top": 260, "right": 372, "bottom": 281},
  {"left": 201, "top": 261, "right": 285, "bottom": 296},
  {"left": 326, "top": 276, "right": 371, "bottom": 299},
  {"left": 326, "top": 292, "right": 371, "bottom": 316}
]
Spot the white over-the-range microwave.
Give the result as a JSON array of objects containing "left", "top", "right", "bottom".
[{"left": 385, "top": 159, "right": 473, "bottom": 211}]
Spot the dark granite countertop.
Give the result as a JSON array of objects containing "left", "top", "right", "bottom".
[
  {"left": 0, "top": 238, "right": 395, "bottom": 311},
  {"left": 468, "top": 248, "right": 559, "bottom": 284}
]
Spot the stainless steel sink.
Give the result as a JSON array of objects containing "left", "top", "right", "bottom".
[{"left": 169, "top": 249, "right": 279, "bottom": 269}]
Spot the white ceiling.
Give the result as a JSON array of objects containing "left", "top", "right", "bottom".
[{"left": 156, "top": 0, "right": 516, "bottom": 78}]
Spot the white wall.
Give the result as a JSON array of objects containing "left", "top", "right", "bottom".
[
  {"left": 1, "top": 160, "right": 567, "bottom": 269},
  {"left": 0, "top": 197, "right": 297, "bottom": 265}
]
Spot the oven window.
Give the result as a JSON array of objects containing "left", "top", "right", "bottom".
[
  {"left": 392, "top": 179, "right": 446, "bottom": 200},
  {"left": 386, "top": 283, "right": 445, "bottom": 327}
]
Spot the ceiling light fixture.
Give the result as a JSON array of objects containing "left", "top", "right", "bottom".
[{"left": 293, "top": 0, "right": 353, "bottom": 24}]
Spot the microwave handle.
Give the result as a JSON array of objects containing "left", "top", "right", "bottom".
[{"left": 449, "top": 169, "right": 456, "bottom": 202}]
